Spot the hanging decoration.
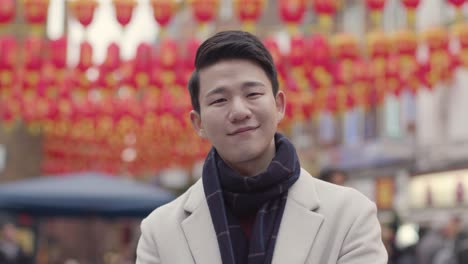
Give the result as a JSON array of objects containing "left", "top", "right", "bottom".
[
  {"left": 23, "top": 0, "right": 50, "bottom": 35},
  {"left": 453, "top": 23, "right": 468, "bottom": 67},
  {"left": 332, "top": 33, "right": 359, "bottom": 113},
  {"left": 392, "top": 30, "right": 421, "bottom": 95},
  {"left": 112, "top": 0, "right": 137, "bottom": 28},
  {"left": 312, "top": 0, "right": 340, "bottom": 34},
  {"left": 422, "top": 27, "right": 453, "bottom": 89},
  {"left": 401, "top": 0, "right": 420, "bottom": 28},
  {"left": 189, "top": 0, "right": 219, "bottom": 32},
  {"left": 366, "top": 0, "right": 386, "bottom": 29},
  {"left": 279, "top": 0, "right": 306, "bottom": 35},
  {"left": 69, "top": 0, "right": 99, "bottom": 29},
  {"left": 447, "top": 0, "right": 466, "bottom": 22},
  {"left": 234, "top": 0, "right": 265, "bottom": 33},
  {"left": 150, "top": 0, "right": 178, "bottom": 33},
  {"left": 0, "top": 0, "right": 15, "bottom": 28},
  {"left": 0, "top": 36, "right": 17, "bottom": 98}
]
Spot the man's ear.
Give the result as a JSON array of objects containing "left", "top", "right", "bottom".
[
  {"left": 190, "top": 110, "right": 206, "bottom": 138},
  {"left": 275, "top": 90, "right": 286, "bottom": 122}
]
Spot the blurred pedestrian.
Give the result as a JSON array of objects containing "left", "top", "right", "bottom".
[
  {"left": 136, "top": 30, "right": 387, "bottom": 264},
  {"left": 0, "top": 213, "right": 33, "bottom": 264},
  {"left": 318, "top": 167, "right": 348, "bottom": 185}
]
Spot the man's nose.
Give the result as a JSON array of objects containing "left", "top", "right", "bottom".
[{"left": 228, "top": 98, "right": 251, "bottom": 122}]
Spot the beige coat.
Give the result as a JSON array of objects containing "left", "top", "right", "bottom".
[{"left": 136, "top": 169, "right": 388, "bottom": 264}]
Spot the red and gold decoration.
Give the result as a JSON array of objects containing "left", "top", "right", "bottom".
[
  {"left": 447, "top": 0, "right": 466, "bottom": 22},
  {"left": 189, "top": 0, "right": 219, "bottom": 31},
  {"left": 234, "top": 0, "right": 265, "bottom": 32},
  {"left": 453, "top": 23, "right": 468, "bottom": 68},
  {"left": 69, "top": 0, "right": 99, "bottom": 28},
  {"left": 422, "top": 27, "right": 453, "bottom": 89},
  {"left": 279, "top": 0, "right": 306, "bottom": 35},
  {"left": 112, "top": 0, "right": 137, "bottom": 28},
  {"left": 2, "top": 1, "right": 468, "bottom": 176},
  {"left": 312, "top": 0, "right": 340, "bottom": 34},
  {"left": 366, "top": 0, "right": 386, "bottom": 29},
  {"left": 392, "top": 30, "right": 420, "bottom": 95},
  {"left": 23, "top": 0, "right": 50, "bottom": 35},
  {"left": 401, "top": 0, "right": 420, "bottom": 28},
  {"left": 150, "top": 0, "right": 178, "bottom": 31},
  {"left": 0, "top": 0, "right": 15, "bottom": 28}
]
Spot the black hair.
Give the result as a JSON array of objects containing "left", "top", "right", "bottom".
[{"left": 188, "top": 30, "right": 279, "bottom": 113}]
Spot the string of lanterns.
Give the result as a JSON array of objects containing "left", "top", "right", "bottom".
[{"left": 0, "top": 0, "right": 467, "bottom": 175}]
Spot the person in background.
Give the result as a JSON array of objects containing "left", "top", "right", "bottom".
[
  {"left": 136, "top": 30, "right": 387, "bottom": 264},
  {"left": 318, "top": 167, "right": 348, "bottom": 186},
  {"left": 0, "top": 213, "right": 33, "bottom": 264}
]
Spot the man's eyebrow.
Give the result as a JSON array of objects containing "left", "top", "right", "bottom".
[
  {"left": 242, "top": 81, "right": 266, "bottom": 89},
  {"left": 205, "top": 81, "right": 266, "bottom": 97},
  {"left": 205, "top": 86, "right": 227, "bottom": 97}
]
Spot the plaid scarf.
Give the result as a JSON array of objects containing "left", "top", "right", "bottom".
[{"left": 202, "top": 133, "right": 300, "bottom": 264}]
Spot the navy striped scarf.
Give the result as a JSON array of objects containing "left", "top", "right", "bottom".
[{"left": 202, "top": 133, "right": 301, "bottom": 264}]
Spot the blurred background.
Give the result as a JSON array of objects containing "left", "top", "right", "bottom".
[{"left": 1, "top": 0, "right": 468, "bottom": 263}]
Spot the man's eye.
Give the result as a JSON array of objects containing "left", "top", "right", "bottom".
[
  {"left": 210, "top": 98, "right": 226, "bottom": 105},
  {"left": 248, "top": 93, "right": 262, "bottom": 97}
]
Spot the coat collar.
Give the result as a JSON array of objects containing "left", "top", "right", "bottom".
[
  {"left": 181, "top": 169, "right": 324, "bottom": 264},
  {"left": 271, "top": 169, "right": 324, "bottom": 264}
]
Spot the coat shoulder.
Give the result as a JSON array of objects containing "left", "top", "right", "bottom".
[{"left": 143, "top": 181, "right": 198, "bottom": 228}]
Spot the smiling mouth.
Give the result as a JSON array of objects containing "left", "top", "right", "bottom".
[{"left": 228, "top": 126, "right": 259, "bottom": 136}]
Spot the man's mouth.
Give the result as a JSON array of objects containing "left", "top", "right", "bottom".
[{"left": 228, "top": 126, "right": 259, "bottom": 136}]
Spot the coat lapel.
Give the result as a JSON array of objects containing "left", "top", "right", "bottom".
[
  {"left": 272, "top": 169, "right": 324, "bottom": 264},
  {"left": 181, "top": 180, "right": 222, "bottom": 264}
]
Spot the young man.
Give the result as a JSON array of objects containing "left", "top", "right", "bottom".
[{"left": 136, "top": 31, "right": 387, "bottom": 264}]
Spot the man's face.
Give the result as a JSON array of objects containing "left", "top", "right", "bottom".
[{"left": 190, "top": 59, "right": 285, "bottom": 174}]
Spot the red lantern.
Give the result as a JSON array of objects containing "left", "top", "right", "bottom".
[
  {"left": 279, "top": 0, "right": 306, "bottom": 27},
  {"left": 0, "top": 36, "right": 16, "bottom": 70},
  {"left": 448, "top": 0, "right": 466, "bottom": 7},
  {"left": 69, "top": 0, "right": 98, "bottom": 28},
  {"left": 159, "top": 38, "right": 178, "bottom": 71},
  {"left": 23, "top": 0, "right": 49, "bottom": 25},
  {"left": 190, "top": 0, "right": 219, "bottom": 24},
  {"left": 423, "top": 28, "right": 453, "bottom": 86},
  {"left": 131, "top": 43, "right": 152, "bottom": 88},
  {"left": 306, "top": 34, "right": 333, "bottom": 89},
  {"left": 49, "top": 37, "right": 67, "bottom": 70},
  {"left": 150, "top": 0, "right": 178, "bottom": 28},
  {"left": 289, "top": 34, "right": 306, "bottom": 67},
  {"left": 367, "top": 31, "right": 389, "bottom": 59},
  {"left": 307, "top": 34, "right": 331, "bottom": 66},
  {"left": 263, "top": 37, "right": 286, "bottom": 80},
  {"left": 366, "top": 0, "right": 386, "bottom": 28},
  {"left": 24, "top": 36, "right": 44, "bottom": 71},
  {"left": 185, "top": 37, "right": 201, "bottom": 70},
  {"left": 402, "top": 0, "right": 420, "bottom": 9},
  {"left": 76, "top": 41, "right": 93, "bottom": 72},
  {"left": 0, "top": 0, "right": 15, "bottom": 25},
  {"left": 332, "top": 33, "right": 359, "bottom": 61},
  {"left": 448, "top": 0, "right": 466, "bottom": 21},
  {"left": 112, "top": 0, "right": 137, "bottom": 27},
  {"left": 234, "top": 0, "right": 265, "bottom": 32},
  {"left": 312, "top": 0, "right": 339, "bottom": 32},
  {"left": 392, "top": 30, "right": 420, "bottom": 93},
  {"left": 453, "top": 23, "right": 468, "bottom": 67},
  {"left": 366, "top": 0, "right": 386, "bottom": 10},
  {"left": 312, "top": 0, "right": 339, "bottom": 15},
  {"left": 0, "top": 36, "right": 17, "bottom": 94}
]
